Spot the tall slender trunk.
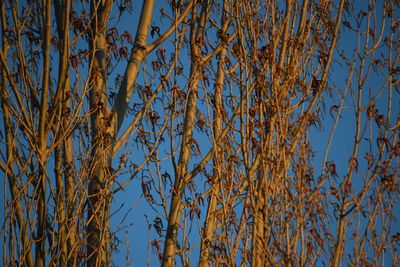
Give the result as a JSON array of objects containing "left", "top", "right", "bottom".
[
  {"left": 52, "top": 0, "right": 73, "bottom": 265},
  {"left": 87, "top": 0, "right": 155, "bottom": 265},
  {"left": 87, "top": 1, "right": 113, "bottom": 266},
  {"left": 35, "top": 0, "right": 52, "bottom": 265},
  {"left": 162, "top": 1, "right": 210, "bottom": 266},
  {"left": 162, "top": 68, "right": 200, "bottom": 267},
  {"left": 199, "top": 3, "right": 228, "bottom": 261}
]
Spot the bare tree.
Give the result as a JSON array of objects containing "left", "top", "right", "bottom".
[{"left": 1, "top": 0, "right": 399, "bottom": 266}]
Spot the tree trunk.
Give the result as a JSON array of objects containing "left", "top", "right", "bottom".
[
  {"left": 87, "top": 0, "right": 155, "bottom": 265},
  {"left": 199, "top": 5, "right": 228, "bottom": 262},
  {"left": 163, "top": 1, "right": 209, "bottom": 265},
  {"left": 87, "top": 1, "right": 113, "bottom": 266}
]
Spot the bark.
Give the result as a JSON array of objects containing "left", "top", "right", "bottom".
[
  {"left": 87, "top": 0, "right": 155, "bottom": 265},
  {"left": 199, "top": 2, "right": 229, "bottom": 263},
  {"left": 87, "top": 1, "right": 113, "bottom": 266},
  {"left": 112, "top": 0, "right": 155, "bottom": 133},
  {"left": 53, "top": 1, "right": 74, "bottom": 265},
  {"left": 162, "top": 1, "right": 210, "bottom": 265},
  {"left": 35, "top": 0, "right": 52, "bottom": 265}
]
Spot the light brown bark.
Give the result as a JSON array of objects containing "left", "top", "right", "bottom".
[
  {"left": 162, "top": 1, "right": 210, "bottom": 265},
  {"left": 199, "top": 8, "right": 228, "bottom": 264}
]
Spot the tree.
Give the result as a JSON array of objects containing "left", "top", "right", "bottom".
[{"left": 1, "top": 0, "right": 399, "bottom": 266}]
